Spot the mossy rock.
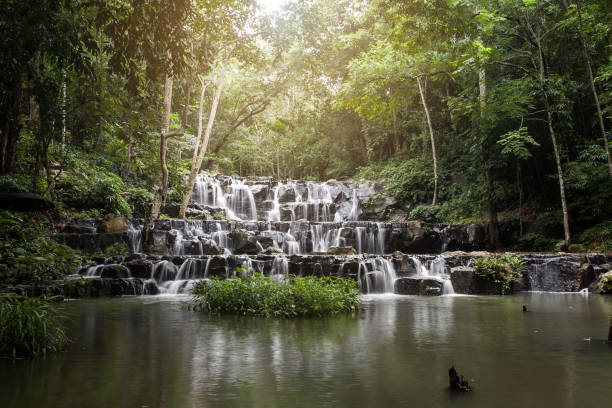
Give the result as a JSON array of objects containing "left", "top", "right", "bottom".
[
  {"left": 259, "top": 247, "right": 284, "bottom": 255},
  {"left": 327, "top": 246, "right": 357, "bottom": 255},
  {"left": 568, "top": 243, "right": 586, "bottom": 253},
  {"left": 98, "top": 214, "right": 128, "bottom": 233}
]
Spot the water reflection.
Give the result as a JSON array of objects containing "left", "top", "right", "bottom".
[{"left": 1, "top": 294, "right": 611, "bottom": 408}]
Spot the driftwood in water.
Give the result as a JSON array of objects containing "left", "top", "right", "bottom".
[
  {"left": 449, "top": 366, "right": 472, "bottom": 392},
  {"left": 608, "top": 314, "right": 612, "bottom": 342}
]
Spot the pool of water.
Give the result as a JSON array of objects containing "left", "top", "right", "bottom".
[{"left": 1, "top": 293, "right": 611, "bottom": 407}]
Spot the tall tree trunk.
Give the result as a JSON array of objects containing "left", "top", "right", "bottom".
[
  {"left": 534, "top": 37, "right": 571, "bottom": 244},
  {"left": 479, "top": 64, "right": 500, "bottom": 250},
  {"left": 576, "top": 0, "right": 612, "bottom": 179},
  {"left": 0, "top": 72, "right": 24, "bottom": 175},
  {"left": 179, "top": 53, "right": 231, "bottom": 219},
  {"left": 416, "top": 76, "right": 438, "bottom": 206},
  {"left": 144, "top": 65, "right": 174, "bottom": 239}
]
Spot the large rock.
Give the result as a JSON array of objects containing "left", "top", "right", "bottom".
[
  {"left": 394, "top": 276, "right": 444, "bottom": 296},
  {"left": 392, "top": 221, "right": 441, "bottom": 253},
  {"left": 200, "top": 237, "right": 224, "bottom": 255},
  {"left": 0, "top": 192, "right": 54, "bottom": 211},
  {"left": 98, "top": 214, "right": 128, "bottom": 233},
  {"left": 229, "top": 230, "right": 274, "bottom": 254},
  {"left": 99, "top": 264, "right": 130, "bottom": 279},
  {"left": 125, "top": 259, "right": 153, "bottom": 279},
  {"left": 450, "top": 266, "right": 475, "bottom": 294}
]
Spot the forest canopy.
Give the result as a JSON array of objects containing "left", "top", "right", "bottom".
[{"left": 0, "top": 0, "right": 611, "bottom": 249}]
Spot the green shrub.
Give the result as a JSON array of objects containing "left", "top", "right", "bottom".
[
  {"left": 126, "top": 186, "right": 153, "bottom": 218},
  {"left": 0, "top": 211, "right": 80, "bottom": 286},
  {"left": 516, "top": 233, "right": 556, "bottom": 252},
  {"left": 598, "top": 274, "right": 612, "bottom": 294},
  {"left": 104, "top": 242, "right": 129, "bottom": 257},
  {"left": 409, "top": 204, "right": 441, "bottom": 223},
  {"left": 56, "top": 165, "right": 131, "bottom": 216},
  {"left": 474, "top": 254, "right": 526, "bottom": 295},
  {"left": 192, "top": 272, "right": 361, "bottom": 317},
  {"left": 0, "top": 297, "right": 68, "bottom": 358},
  {"left": 578, "top": 221, "right": 612, "bottom": 252}
]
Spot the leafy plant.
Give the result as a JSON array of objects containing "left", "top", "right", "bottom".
[
  {"left": 0, "top": 211, "right": 80, "bottom": 286},
  {"left": 474, "top": 254, "right": 526, "bottom": 295},
  {"left": 578, "top": 221, "right": 612, "bottom": 252},
  {"left": 598, "top": 274, "right": 612, "bottom": 294},
  {"left": 409, "top": 204, "right": 441, "bottom": 223},
  {"left": 0, "top": 297, "right": 69, "bottom": 358},
  {"left": 192, "top": 273, "right": 360, "bottom": 318},
  {"left": 104, "top": 242, "right": 129, "bottom": 257}
]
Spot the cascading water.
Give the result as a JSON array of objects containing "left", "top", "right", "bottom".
[{"left": 358, "top": 256, "right": 397, "bottom": 294}]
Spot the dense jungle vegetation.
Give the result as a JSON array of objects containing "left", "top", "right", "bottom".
[{"left": 1, "top": 0, "right": 611, "bottom": 255}]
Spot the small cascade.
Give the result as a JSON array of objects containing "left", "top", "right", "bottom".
[
  {"left": 347, "top": 189, "right": 359, "bottom": 221},
  {"left": 127, "top": 222, "right": 142, "bottom": 253},
  {"left": 527, "top": 257, "right": 565, "bottom": 292},
  {"left": 358, "top": 256, "right": 397, "bottom": 294},
  {"left": 193, "top": 174, "right": 227, "bottom": 209},
  {"left": 409, "top": 255, "right": 454, "bottom": 294},
  {"left": 225, "top": 178, "right": 257, "bottom": 221}
]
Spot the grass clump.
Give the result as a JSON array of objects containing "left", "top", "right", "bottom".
[
  {"left": 0, "top": 297, "right": 68, "bottom": 358},
  {"left": 192, "top": 273, "right": 360, "bottom": 317},
  {"left": 474, "top": 254, "right": 526, "bottom": 295}
]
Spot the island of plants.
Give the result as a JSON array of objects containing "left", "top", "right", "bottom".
[{"left": 191, "top": 270, "right": 361, "bottom": 318}]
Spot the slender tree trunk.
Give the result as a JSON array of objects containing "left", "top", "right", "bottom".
[
  {"left": 190, "top": 80, "right": 208, "bottom": 171},
  {"left": 576, "top": 0, "right": 612, "bottom": 179},
  {"left": 416, "top": 76, "right": 438, "bottom": 206},
  {"left": 145, "top": 65, "right": 174, "bottom": 238},
  {"left": 479, "top": 64, "right": 500, "bottom": 250},
  {"left": 179, "top": 53, "right": 231, "bottom": 219},
  {"left": 535, "top": 38, "right": 571, "bottom": 244}
]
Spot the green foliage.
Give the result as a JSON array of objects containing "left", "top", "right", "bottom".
[
  {"left": 104, "top": 242, "right": 129, "bottom": 257},
  {"left": 598, "top": 274, "right": 612, "bottom": 294},
  {"left": 516, "top": 233, "right": 556, "bottom": 252},
  {"left": 474, "top": 254, "right": 526, "bottom": 295},
  {"left": 578, "top": 221, "right": 612, "bottom": 252},
  {"left": 0, "top": 211, "right": 79, "bottom": 286},
  {"left": 409, "top": 205, "right": 441, "bottom": 223},
  {"left": 192, "top": 273, "right": 361, "bottom": 318},
  {"left": 498, "top": 127, "right": 539, "bottom": 160},
  {"left": 0, "top": 297, "right": 68, "bottom": 358},
  {"left": 0, "top": 175, "right": 30, "bottom": 193},
  {"left": 56, "top": 163, "right": 131, "bottom": 216},
  {"left": 125, "top": 186, "right": 153, "bottom": 218}
]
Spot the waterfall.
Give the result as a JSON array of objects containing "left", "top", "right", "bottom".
[
  {"left": 127, "top": 222, "right": 142, "bottom": 253},
  {"left": 359, "top": 256, "right": 397, "bottom": 294},
  {"left": 225, "top": 178, "right": 258, "bottom": 221},
  {"left": 347, "top": 189, "right": 359, "bottom": 221}
]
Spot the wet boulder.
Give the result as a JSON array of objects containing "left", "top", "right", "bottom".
[
  {"left": 200, "top": 238, "right": 224, "bottom": 255},
  {"left": 450, "top": 266, "right": 475, "bottom": 294},
  {"left": 394, "top": 276, "right": 444, "bottom": 296},
  {"left": 99, "top": 264, "right": 130, "bottom": 279},
  {"left": 124, "top": 259, "right": 153, "bottom": 279}
]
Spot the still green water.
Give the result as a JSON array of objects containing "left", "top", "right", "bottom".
[{"left": 1, "top": 293, "right": 611, "bottom": 407}]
